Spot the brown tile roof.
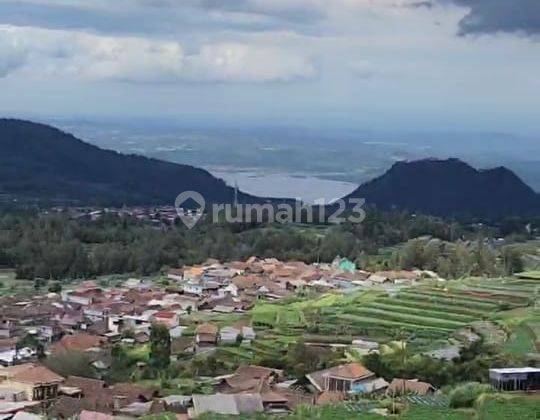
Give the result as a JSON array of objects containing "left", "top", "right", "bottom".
[
  {"left": 387, "top": 378, "right": 436, "bottom": 396},
  {"left": 232, "top": 275, "right": 266, "bottom": 290},
  {"left": 196, "top": 323, "right": 218, "bottom": 335},
  {"left": 261, "top": 391, "right": 289, "bottom": 404},
  {"left": 325, "top": 363, "right": 373, "bottom": 380},
  {"left": 64, "top": 376, "right": 106, "bottom": 397},
  {"left": 306, "top": 363, "right": 374, "bottom": 392},
  {"left": 235, "top": 365, "right": 280, "bottom": 381},
  {"left": 110, "top": 383, "right": 158, "bottom": 403},
  {"left": 7, "top": 364, "right": 64, "bottom": 385},
  {"left": 53, "top": 333, "right": 104, "bottom": 354}
]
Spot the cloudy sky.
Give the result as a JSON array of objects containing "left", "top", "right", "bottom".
[{"left": 0, "top": 0, "right": 539, "bottom": 134}]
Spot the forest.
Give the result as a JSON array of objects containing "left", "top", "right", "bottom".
[{"left": 0, "top": 209, "right": 533, "bottom": 281}]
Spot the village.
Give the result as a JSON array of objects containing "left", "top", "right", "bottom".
[{"left": 0, "top": 255, "right": 538, "bottom": 419}]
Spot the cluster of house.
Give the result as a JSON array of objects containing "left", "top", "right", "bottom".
[
  {"left": 166, "top": 256, "right": 435, "bottom": 314},
  {"left": 0, "top": 359, "right": 441, "bottom": 419},
  {"left": 55, "top": 206, "right": 180, "bottom": 227}
]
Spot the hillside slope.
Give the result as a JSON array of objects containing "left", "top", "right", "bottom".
[
  {"left": 344, "top": 158, "right": 540, "bottom": 219},
  {"left": 0, "top": 119, "right": 259, "bottom": 207}
]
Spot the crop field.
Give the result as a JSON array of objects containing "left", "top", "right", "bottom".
[
  {"left": 236, "top": 275, "right": 539, "bottom": 362},
  {"left": 251, "top": 289, "right": 475, "bottom": 351}
]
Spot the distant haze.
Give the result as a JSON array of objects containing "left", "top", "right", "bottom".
[{"left": 48, "top": 119, "right": 540, "bottom": 198}]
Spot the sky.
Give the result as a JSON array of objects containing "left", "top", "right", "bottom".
[{"left": 0, "top": 0, "right": 539, "bottom": 135}]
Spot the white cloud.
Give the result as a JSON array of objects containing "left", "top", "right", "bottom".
[
  {"left": 0, "top": 25, "right": 316, "bottom": 83},
  {"left": 0, "top": 29, "right": 28, "bottom": 77},
  {"left": 183, "top": 42, "right": 316, "bottom": 82}
]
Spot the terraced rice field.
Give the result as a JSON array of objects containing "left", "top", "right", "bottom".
[{"left": 248, "top": 277, "right": 537, "bottom": 353}]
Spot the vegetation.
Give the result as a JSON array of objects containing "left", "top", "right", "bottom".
[
  {"left": 149, "top": 323, "right": 172, "bottom": 369},
  {"left": 44, "top": 351, "right": 96, "bottom": 379},
  {"left": 0, "top": 209, "right": 534, "bottom": 282},
  {"left": 448, "top": 382, "right": 492, "bottom": 408}
]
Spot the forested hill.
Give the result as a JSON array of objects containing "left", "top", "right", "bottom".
[
  {"left": 0, "top": 119, "right": 261, "bottom": 207},
  {"left": 344, "top": 158, "right": 540, "bottom": 219}
]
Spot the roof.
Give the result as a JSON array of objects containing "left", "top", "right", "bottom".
[
  {"left": 0, "top": 402, "right": 41, "bottom": 415},
  {"left": 351, "top": 377, "right": 389, "bottom": 394},
  {"left": 235, "top": 365, "right": 281, "bottom": 380},
  {"left": 11, "top": 413, "right": 43, "bottom": 420},
  {"left": 53, "top": 333, "right": 103, "bottom": 353},
  {"left": 306, "top": 363, "right": 374, "bottom": 392},
  {"left": 324, "top": 363, "right": 374, "bottom": 380},
  {"left": 79, "top": 411, "right": 113, "bottom": 420},
  {"left": 49, "top": 396, "right": 82, "bottom": 419},
  {"left": 196, "top": 323, "right": 218, "bottom": 335},
  {"left": 489, "top": 367, "right": 540, "bottom": 374},
  {"left": 64, "top": 376, "right": 106, "bottom": 397},
  {"left": 192, "top": 394, "right": 263, "bottom": 416},
  {"left": 1, "top": 364, "right": 64, "bottom": 385},
  {"left": 153, "top": 311, "right": 176, "bottom": 319},
  {"left": 387, "top": 379, "right": 436, "bottom": 396},
  {"left": 110, "top": 383, "right": 157, "bottom": 403}
]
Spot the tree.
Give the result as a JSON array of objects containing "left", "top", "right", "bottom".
[
  {"left": 48, "top": 282, "right": 62, "bottom": 293},
  {"left": 44, "top": 351, "right": 95, "bottom": 378},
  {"left": 501, "top": 247, "right": 524, "bottom": 275},
  {"left": 149, "top": 323, "right": 171, "bottom": 370}
]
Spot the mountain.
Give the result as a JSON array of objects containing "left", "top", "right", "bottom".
[
  {"left": 0, "top": 119, "right": 261, "bottom": 207},
  {"left": 343, "top": 158, "right": 540, "bottom": 219}
]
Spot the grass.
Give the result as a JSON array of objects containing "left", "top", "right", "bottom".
[
  {"left": 400, "top": 406, "right": 473, "bottom": 420},
  {"left": 477, "top": 394, "right": 540, "bottom": 420},
  {"left": 503, "top": 323, "right": 536, "bottom": 355}
]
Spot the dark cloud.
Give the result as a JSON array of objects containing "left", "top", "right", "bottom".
[
  {"left": 0, "top": 1, "right": 309, "bottom": 37},
  {"left": 446, "top": 0, "right": 540, "bottom": 36}
]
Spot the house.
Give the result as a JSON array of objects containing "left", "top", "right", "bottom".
[
  {"left": 306, "top": 363, "right": 375, "bottom": 393},
  {"left": 195, "top": 323, "right": 218, "bottom": 347},
  {"left": 151, "top": 311, "right": 179, "bottom": 328},
  {"left": 0, "top": 348, "right": 35, "bottom": 367},
  {"left": 183, "top": 280, "right": 220, "bottom": 297},
  {"left": 216, "top": 366, "right": 283, "bottom": 394},
  {"left": 352, "top": 339, "right": 379, "bottom": 352},
  {"left": 0, "top": 364, "right": 64, "bottom": 402},
  {"left": 367, "top": 274, "right": 391, "bottom": 284},
  {"left": 167, "top": 269, "right": 184, "bottom": 282},
  {"left": 190, "top": 393, "right": 263, "bottom": 417},
  {"left": 387, "top": 378, "right": 436, "bottom": 396},
  {"left": 219, "top": 327, "right": 240, "bottom": 344},
  {"left": 350, "top": 377, "right": 389, "bottom": 394},
  {"left": 161, "top": 395, "right": 192, "bottom": 413},
  {"left": 489, "top": 367, "right": 540, "bottom": 391},
  {"left": 241, "top": 326, "right": 256, "bottom": 342},
  {"left": 170, "top": 338, "right": 195, "bottom": 361}
]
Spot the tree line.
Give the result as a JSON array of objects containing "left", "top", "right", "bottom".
[{"left": 0, "top": 209, "right": 533, "bottom": 280}]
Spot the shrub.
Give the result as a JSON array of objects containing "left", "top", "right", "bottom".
[{"left": 449, "top": 382, "right": 493, "bottom": 408}]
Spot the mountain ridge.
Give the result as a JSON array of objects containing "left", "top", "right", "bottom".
[
  {"left": 0, "top": 118, "right": 264, "bottom": 207},
  {"left": 344, "top": 157, "right": 540, "bottom": 219}
]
